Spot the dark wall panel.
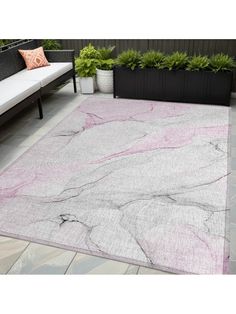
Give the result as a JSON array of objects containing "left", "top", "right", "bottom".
[{"left": 61, "top": 39, "right": 236, "bottom": 57}]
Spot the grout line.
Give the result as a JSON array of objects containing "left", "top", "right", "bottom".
[
  {"left": 124, "top": 264, "right": 131, "bottom": 275},
  {"left": 125, "top": 264, "right": 140, "bottom": 275},
  {"left": 6, "top": 241, "right": 31, "bottom": 274},
  {"left": 64, "top": 252, "right": 77, "bottom": 275}
]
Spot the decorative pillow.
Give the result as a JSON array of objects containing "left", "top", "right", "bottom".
[{"left": 18, "top": 46, "right": 50, "bottom": 70}]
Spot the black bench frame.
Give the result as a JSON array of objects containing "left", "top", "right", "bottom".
[{"left": 0, "top": 40, "right": 77, "bottom": 127}]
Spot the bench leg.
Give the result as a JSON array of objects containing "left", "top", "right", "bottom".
[
  {"left": 73, "top": 74, "right": 77, "bottom": 93},
  {"left": 38, "top": 98, "right": 43, "bottom": 119}
]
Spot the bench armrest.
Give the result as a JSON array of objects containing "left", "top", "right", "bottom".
[{"left": 44, "top": 50, "right": 75, "bottom": 64}]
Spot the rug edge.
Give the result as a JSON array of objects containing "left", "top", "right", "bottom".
[{"left": 0, "top": 230, "right": 193, "bottom": 275}]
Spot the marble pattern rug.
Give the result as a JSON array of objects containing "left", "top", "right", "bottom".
[{"left": 0, "top": 97, "right": 229, "bottom": 274}]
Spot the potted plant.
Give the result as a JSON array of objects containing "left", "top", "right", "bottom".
[
  {"left": 155, "top": 51, "right": 189, "bottom": 101},
  {"left": 75, "top": 58, "right": 97, "bottom": 94},
  {"left": 114, "top": 49, "right": 142, "bottom": 99},
  {"left": 42, "top": 39, "right": 62, "bottom": 50},
  {"left": 96, "top": 46, "right": 115, "bottom": 93},
  {"left": 184, "top": 53, "right": 234, "bottom": 104},
  {"left": 209, "top": 53, "right": 235, "bottom": 72},
  {"left": 75, "top": 44, "right": 100, "bottom": 94},
  {"left": 140, "top": 50, "right": 164, "bottom": 69},
  {"left": 114, "top": 49, "right": 235, "bottom": 105}
]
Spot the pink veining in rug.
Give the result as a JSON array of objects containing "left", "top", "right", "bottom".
[{"left": 0, "top": 97, "right": 229, "bottom": 274}]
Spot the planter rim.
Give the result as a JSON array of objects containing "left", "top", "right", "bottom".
[
  {"left": 79, "top": 76, "right": 95, "bottom": 79},
  {"left": 96, "top": 68, "right": 113, "bottom": 73},
  {"left": 114, "top": 66, "right": 233, "bottom": 74}
]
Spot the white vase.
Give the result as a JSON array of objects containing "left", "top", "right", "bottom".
[
  {"left": 96, "top": 69, "right": 113, "bottom": 93},
  {"left": 80, "top": 77, "right": 94, "bottom": 94}
]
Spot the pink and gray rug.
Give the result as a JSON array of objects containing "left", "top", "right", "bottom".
[{"left": 0, "top": 97, "right": 229, "bottom": 274}]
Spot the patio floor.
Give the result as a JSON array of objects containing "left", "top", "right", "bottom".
[{"left": 0, "top": 79, "right": 235, "bottom": 274}]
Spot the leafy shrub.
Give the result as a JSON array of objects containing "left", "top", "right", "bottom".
[
  {"left": 97, "top": 46, "right": 115, "bottom": 60},
  {"left": 140, "top": 50, "right": 164, "bottom": 69},
  {"left": 97, "top": 59, "right": 115, "bottom": 70},
  {"left": 187, "top": 55, "right": 210, "bottom": 71},
  {"left": 75, "top": 58, "right": 98, "bottom": 77},
  {"left": 0, "top": 39, "right": 11, "bottom": 47},
  {"left": 79, "top": 43, "right": 100, "bottom": 59},
  {"left": 209, "top": 53, "right": 235, "bottom": 72},
  {"left": 161, "top": 51, "right": 189, "bottom": 70},
  {"left": 116, "top": 49, "right": 142, "bottom": 70},
  {"left": 42, "top": 40, "right": 61, "bottom": 50}
]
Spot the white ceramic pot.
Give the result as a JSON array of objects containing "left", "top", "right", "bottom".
[
  {"left": 96, "top": 69, "right": 113, "bottom": 93},
  {"left": 79, "top": 77, "right": 94, "bottom": 94}
]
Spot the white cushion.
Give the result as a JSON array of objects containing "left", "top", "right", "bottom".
[
  {"left": 0, "top": 79, "right": 40, "bottom": 115},
  {"left": 9, "top": 62, "right": 73, "bottom": 87}
]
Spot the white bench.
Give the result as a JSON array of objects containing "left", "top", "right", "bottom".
[{"left": 0, "top": 40, "right": 77, "bottom": 126}]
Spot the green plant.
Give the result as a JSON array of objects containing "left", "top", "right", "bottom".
[
  {"left": 79, "top": 43, "right": 100, "bottom": 59},
  {"left": 161, "top": 51, "right": 189, "bottom": 70},
  {"left": 97, "top": 46, "right": 115, "bottom": 60},
  {"left": 0, "top": 39, "right": 10, "bottom": 47},
  {"left": 140, "top": 50, "right": 164, "bottom": 69},
  {"left": 187, "top": 55, "right": 210, "bottom": 71},
  {"left": 75, "top": 58, "right": 97, "bottom": 77},
  {"left": 116, "top": 49, "right": 141, "bottom": 70},
  {"left": 97, "top": 59, "right": 115, "bottom": 70},
  {"left": 42, "top": 39, "right": 61, "bottom": 50},
  {"left": 209, "top": 53, "right": 235, "bottom": 72}
]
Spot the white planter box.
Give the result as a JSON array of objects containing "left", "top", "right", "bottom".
[
  {"left": 96, "top": 69, "right": 113, "bottom": 93},
  {"left": 79, "top": 77, "right": 94, "bottom": 94}
]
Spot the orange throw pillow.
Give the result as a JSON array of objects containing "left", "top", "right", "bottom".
[{"left": 18, "top": 46, "right": 50, "bottom": 70}]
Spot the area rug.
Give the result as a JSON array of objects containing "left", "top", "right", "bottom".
[{"left": 0, "top": 97, "right": 230, "bottom": 274}]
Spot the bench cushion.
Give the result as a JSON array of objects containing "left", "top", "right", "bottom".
[
  {"left": 0, "top": 79, "right": 40, "bottom": 115},
  {"left": 9, "top": 62, "right": 73, "bottom": 87}
]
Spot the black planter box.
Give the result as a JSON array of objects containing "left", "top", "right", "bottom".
[{"left": 113, "top": 67, "right": 233, "bottom": 106}]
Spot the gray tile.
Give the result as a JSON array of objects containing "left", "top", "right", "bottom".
[
  {"left": 0, "top": 236, "right": 29, "bottom": 274},
  {"left": 231, "top": 170, "right": 236, "bottom": 177},
  {"left": 230, "top": 174, "right": 236, "bottom": 187},
  {"left": 138, "top": 266, "right": 173, "bottom": 275},
  {"left": 229, "top": 260, "right": 236, "bottom": 274},
  {"left": 125, "top": 264, "right": 139, "bottom": 274},
  {"left": 0, "top": 133, "right": 42, "bottom": 148},
  {"left": 231, "top": 147, "right": 236, "bottom": 157},
  {"left": 230, "top": 223, "right": 236, "bottom": 260},
  {"left": 0, "top": 131, "right": 13, "bottom": 143},
  {"left": 228, "top": 187, "right": 236, "bottom": 203},
  {"left": 231, "top": 135, "right": 236, "bottom": 147},
  {"left": 231, "top": 128, "right": 236, "bottom": 137},
  {"left": 231, "top": 158, "right": 236, "bottom": 170},
  {"left": 66, "top": 253, "right": 131, "bottom": 274},
  {"left": 230, "top": 204, "right": 236, "bottom": 224},
  {"left": 231, "top": 103, "right": 236, "bottom": 112},
  {"left": 231, "top": 109, "right": 236, "bottom": 116},
  {"left": 8, "top": 243, "right": 76, "bottom": 274},
  {"left": 0, "top": 144, "right": 29, "bottom": 171},
  {"left": 228, "top": 178, "right": 236, "bottom": 195}
]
